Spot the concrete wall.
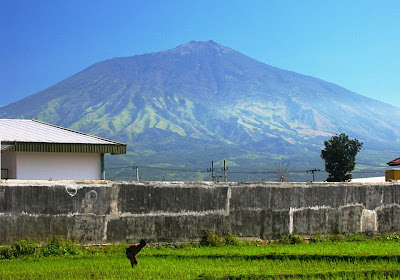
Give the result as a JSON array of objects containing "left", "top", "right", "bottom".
[
  {"left": 0, "top": 180, "right": 399, "bottom": 245},
  {"left": 1, "top": 152, "right": 101, "bottom": 180}
]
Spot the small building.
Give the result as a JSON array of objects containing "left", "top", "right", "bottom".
[
  {"left": 350, "top": 176, "right": 385, "bottom": 183},
  {"left": 385, "top": 157, "right": 400, "bottom": 181},
  {"left": 0, "top": 119, "right": 126, "bottom": 180},
  {"left": 387, "top": 157, "right": 400, "bottom": 166}
]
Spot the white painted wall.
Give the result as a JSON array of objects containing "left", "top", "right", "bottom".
[
  {"left": 9, "top": 152, "right": 102, "bottom": 180},
  {"left": 1, "top": 151, "right": 17, "bottom": 179}
]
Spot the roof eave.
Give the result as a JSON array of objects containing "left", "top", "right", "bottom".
[{"left": 2, "top": 142, "right": 126, "bottom": 155}]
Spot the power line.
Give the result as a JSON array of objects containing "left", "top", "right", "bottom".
[
  {"left": 106, "top": 165, "right": 388, "bottom": 173},
  {"left": 307, "top": 169, "right": 321, "bottom": 182},
  {"left": 222, "top": 160, "right": 228, "bottom": 182},
  {"left": 106, "top": 165, "right": 208, "bottom": 172},
  {"left": 105, "top": 164, "right": 389, "bottom": 176}
]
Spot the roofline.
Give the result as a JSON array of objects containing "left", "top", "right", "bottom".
[
  {"left": 387, "top": 157, "right": 400, "bottom": 166},
  {"left": 1, "top": 142, "right": 126, "bottom": 155},
  {"left": 32, "top": 119, "right": 126, "bottom": 146}
]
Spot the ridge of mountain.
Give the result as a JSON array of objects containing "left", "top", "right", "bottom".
[{"left": 1, "top": 40, "right": 400, "bottom": 180}]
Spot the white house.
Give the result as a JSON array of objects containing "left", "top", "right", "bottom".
[{"left": 0, "top": 119, "right": 126, "bottom": 180}]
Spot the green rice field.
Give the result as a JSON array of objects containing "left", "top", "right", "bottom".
[{"left": 1, "top": 237, "right": 399, "bottom": 279}]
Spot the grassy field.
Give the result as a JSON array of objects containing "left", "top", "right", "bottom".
[{"left": 1, "top": 237, "right": 399, "bottom": 279}]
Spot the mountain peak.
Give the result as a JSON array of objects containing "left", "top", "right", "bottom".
[{"left": 168, "top": 40, "right": 232, "bottom": 56}]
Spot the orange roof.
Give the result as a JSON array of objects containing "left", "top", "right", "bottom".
[{"left": 387, "top": 157, "right": 400, "bottom": 166}]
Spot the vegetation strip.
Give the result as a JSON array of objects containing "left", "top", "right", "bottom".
[
  {"left": 1, "top": 234, "right": 399, "bottom": 279},
  {"left": 198, "top": 270, "right": 400, "bottom": 280},
  {"left": 150, "top": 253, "right": 400, "bottom": 262}
]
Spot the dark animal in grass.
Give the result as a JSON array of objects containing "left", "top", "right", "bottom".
[{"left": 126, "top": 239, "right": 146, "bottom": 268}]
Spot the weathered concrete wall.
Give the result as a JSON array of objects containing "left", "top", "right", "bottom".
[{"left": 0, "top": 180, "right": 399, "bottom": 244}]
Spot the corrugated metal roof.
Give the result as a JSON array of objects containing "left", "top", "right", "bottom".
[
  {"left": 1, "top": 119, "right": 114, "bottom": 144},
  {"left": 0, "top": 119, "right": 126, "bottom": 154}
]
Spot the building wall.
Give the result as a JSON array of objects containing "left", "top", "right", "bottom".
[
  {"left": 0, "top": 181, "right": 399, "bottom": 245},
  {"left": 1, "top": 151, "right": 17, "bottom": 179},
  {"left": 2, "top": 152, "right": 101, "bottom": 180}
]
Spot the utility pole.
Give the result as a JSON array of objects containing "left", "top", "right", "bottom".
[
  {"left": 221, "top": 160, "right": 228, "bottom": 182},
  {"left": 208, "top": 161, "right": 216, "bottom": 182},
  {"left": 134, "top": 166, "right": 140, "bottom": 181},
  {"left": 307, "top": 169, "right": 321, "bottom": 182}
]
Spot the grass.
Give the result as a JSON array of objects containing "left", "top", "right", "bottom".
[
  {"left": 0, "top": 236, "right": 399, "bottom": 279},
  {"left": 1, "top": 251, "right": 399, "bottom": 279}
]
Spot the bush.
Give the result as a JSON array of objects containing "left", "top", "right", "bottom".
[
  {"left": 345, "top": 234, "right": 366, "bottom": 242},
  {"left": 309, "top": 233, "right": 327, "bottom": 244},
  {"left": 279, "top": 234, "right": 304, "bottom": 245},
  {"left": 175, "top": 242, "right": 200, "bottom": 249},
  {"left": 0, "top": 240, "right": 40, "bottom": 259},
  {"left": 11, "top": 239, "right": 40, "bottom": 258},
  {"left": 386, "top": 234, "right": 400, "bottom": 242},
  {"left": 329, "top": 233, "right": 345, "bottom": 242},
  {"left": 42, "top": 236, "right": 82, "bottom": 256},
  {"left": 200, "top": 230, "right": 224, "bottom": 247},
  {"left": 223, "top": 233, "right": 241, "bottom": 246},
  {"left": 373, "top": 233, "right": 390, "bottom": 241},
  {"left": 0, "top": 245, "right": 15, "bottom": 259}
]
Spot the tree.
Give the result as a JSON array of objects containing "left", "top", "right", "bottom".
[{"left": 320, "top": 133, "right": 363, "bottom": 182}]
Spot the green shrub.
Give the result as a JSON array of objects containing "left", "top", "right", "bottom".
[
  {"left": 42, "top": 236, "right": 82, "bottom": 256},
  {"left": 200, "top": 229, "right": 224, "bottom": 247},
  {"left": 0, "top": 245, "right": 15, "bottom": 259},
  {"left": 372, "top": 233, "right": 400, "bottom": 242},
  {"left": 309, "top": 232, "right": 328, "bottom": 244},
  {"left": 345, "top": 234, "right": 366, "bottom": 242},
  {"left": 373, "top": 233, "right": 390, "bottom": 241},
  {"left": 12, "top": 239, "right": 40, "bottom": 258},
  {"left": 223, "top": 233, "right": 241, "bottom": 246},
  {"left": 329, "top": 233, "right": 345, "bottom": 242},
  {"left": 386, "top": 234, "right": 400, "bottom": 242},
  {"left": 279, "top": 234, "right": 304, "bottom": 245},
  {"left": 0, "top": 240, "right": 40, "bottom": 259},
  {"left": 84, "top": 247, "right": 100, "bottom": 255},
  {"left": 175, "top": 242, "right": 200, "bottom": 249}
]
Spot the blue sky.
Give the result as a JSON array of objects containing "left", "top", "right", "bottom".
[{"left": 1, "top": 0, "right": 400, "bottom": 108}]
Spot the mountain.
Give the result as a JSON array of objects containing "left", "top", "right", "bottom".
[{"left": 2, "top": 40, "right": 400, "bottom": 181}]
